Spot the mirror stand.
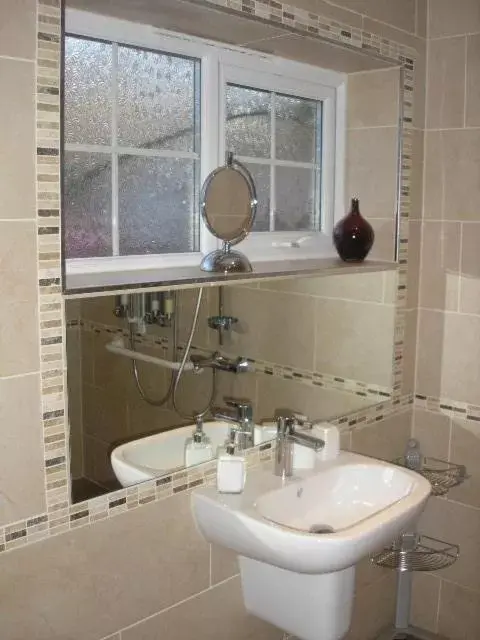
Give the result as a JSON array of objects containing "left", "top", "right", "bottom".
[{"left": 200, "top": 241, "right": 253, "bottom": 274}]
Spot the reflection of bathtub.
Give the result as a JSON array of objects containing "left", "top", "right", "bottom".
[{"left": 111, "top": 421, "right": 277, "bottom": 487}]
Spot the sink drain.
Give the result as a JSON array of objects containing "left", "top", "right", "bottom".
[{"left": 309, "top": 524, "right": 335, "bottom": 534}]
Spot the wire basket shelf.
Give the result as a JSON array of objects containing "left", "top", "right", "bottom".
[
  {"left": 372, "top": 535, "right": 459, "bottom": 572},
  {"left": 394, "top": 456, "right": 467, "bottom": 496}
]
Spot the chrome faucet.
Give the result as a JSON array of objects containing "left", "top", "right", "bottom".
[
  {"left": 274, "top": 410, "right": 325, "bottom": 478},
  {"left": 213, "top": 398, "right": 254, "bottom": 451},
  {"left": 191, "top": 352, "right": 253, "bottom": 374}
]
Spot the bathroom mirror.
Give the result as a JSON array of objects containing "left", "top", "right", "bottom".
[
  {"left": 62, "top": 0, "right": 409, "bottom": 503},
  {"left": 200, "top": 153, "right": 257, "bottom": 273}
]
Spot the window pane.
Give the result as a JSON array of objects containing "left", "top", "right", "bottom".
[
  {"left": 118, "top": 156, "right": 198, "bottom": 255},
  {"left": 225, "top": 84, "right": 271, "bottom": 158},
  {"left": 117, "top": 46, "right": 199, "bottom": 152},
  {"left": 275, "top": 167, "right": 316, "bottom": 231},
  {"left": 64, "top": 37, "right": 112, "bottom": 145},
  {"left": 63, "top": 152, "right": 112, "bottom": 258},
  {"left": 245, "top": 163, "right": 270, "bottom": 231},
  {"left": 275, "top": 94, "right": 318, "bottom": 163}
]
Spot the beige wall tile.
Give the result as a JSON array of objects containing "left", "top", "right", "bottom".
[
  {"left": 412, "top": 407, "right": 450, "bottom": 460},
  {"left": 441, "top": 312, "right": 480, "bottom": 405},
  {"left": 0, "top": 59, "right": 35, "bottom": 220},
  {"left": 347, "top": 67, "right": 400, "bottom": 129},
  {"left": 438, "top": 580, "right": 480, "bottom": 640},
  {"left": 410, "top": 129, "right": 424, "bottom": 220},
  {"left": 415, "top": 309, "right": 444, "bottom": 398},
  {"left": 223, "top": 286, "right": 316, "bottom": 371},
  {"left": 0, "top": 493, "right": 210, "bottom": 639},
  {"left": 418, "top": 310, "right": 480, "bottom": 405},
  {"left": 338, "top": 0, "right": 416, "bottom": 33},
  {"left": 419, "top": 497, "right": 480, "bottom": 592},
  {"left": 407, "top": 220, "right": 421, "bottom": 309},
  {"left": 0, "top": 221, "right": 37, "bottom": 302},
  {"left": 368, "top": 218, "right": 396, "bottom": 261},
  {"left": 401, "top": 308, "right": 418, "bottom": 395},
  {"left": 122, "top": 577, "right": 280, "bottom": 640},
  {"left": 256, "top": 376, "right": 372, "bottom": 423},
  {"left": 460, "top": 222, "right": 480, "bottom": 278},
  {"left": 425, "top": 130, "right": 480, "bottom": 221},
  {"left": 351, "top": 410, "right": 412, "bottom": 460},
  {"left": 416, "top": 0, "right": 427, "bottom": 37},
  {"left": 423, "top": 131, "right": 443, "bottom": 219},
  {"left": 83, "top": 382, "right": 128, "bottom": 444},
  {"left": 466, "top": 34, "right": 480, "bottom": 127},
  {"left": 346, "top": 127, "right": 398, "bottom": 218},
  {"left": 0, "top": 374, "right": 45, "bottom": 525},
  {"left": 0, "top": 0, "right": 36, "bottom": 59},
  {"left": 447, "top": 417, "right": 480, "bottom": 508},
  {"left": 411, "top": 573, "right": 441, "bottom": 633},
  {"left": 412, "top": 43, "right": 427, "bottom": 131},
  {"left": 426, "top": 36, "right": 466, "bottom": 129},
  {"left": 259, "top": 271, "right": 385, "bottom": 303},
  {"left": 83, "top": 433, "right": 118, "bottom": 487},
  {"left": 0, "top": 300, "right": 39, "bottom": 376},
  {"left": 315, "top": 298, "right": 395, "bottom": 387},
  {"left": 316, "top": 0, "right": 363, "bottom": 28},
  {"left": 419, "top": 221, "right": 461, "bottom": 311},
  {"left": 428, "top": 0, "right": 480, "bottom": 38}
]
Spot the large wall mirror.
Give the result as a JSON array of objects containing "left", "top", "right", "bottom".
[{"left": 62, "top": 0, "right": 408, "bottom": 502}]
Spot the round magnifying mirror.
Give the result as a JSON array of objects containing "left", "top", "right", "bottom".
[{"left": 200, "top": 153, "right": 257, "bottom": 273}]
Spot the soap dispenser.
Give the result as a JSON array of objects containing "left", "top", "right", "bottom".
[{"left": 184, "top": 418, "right": 214, "bottom": 467}]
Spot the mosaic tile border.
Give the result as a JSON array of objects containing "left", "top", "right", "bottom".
[
  {"left": 74, "top": 318, "right": 393, "bottom": 401},
  {"left": 0, "top": 391, "right": 412, "bottom": 554},
  {"left": 13, "top": 0, "right": 417, "bottom": 555},
  {"left": 415, "top": 394, "right": 480, "bottom": 424}
]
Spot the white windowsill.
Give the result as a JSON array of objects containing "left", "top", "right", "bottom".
[{"left": 63, "top": 256, "right": 398, "bottom": 299}]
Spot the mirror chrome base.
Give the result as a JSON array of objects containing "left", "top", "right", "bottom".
[{"left": 200, "top": 249, "right": 252, "bottom": 274}]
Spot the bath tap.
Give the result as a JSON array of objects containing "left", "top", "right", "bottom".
[{"left": 191, "top": 352, "right": 253, "bottom": 374}]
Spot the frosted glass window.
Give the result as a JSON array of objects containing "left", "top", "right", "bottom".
[
  {"left": 275, "top": 167, "right": 316, "bottom": 231},
  {"left": 275, "top": 94, "right": 318, "bottom": 163},
  {"left": 64, "top": 37, "right": 112, "bottom": 145},
  {"left": 63, "top": 35, "right": 200, "bottom": 260},
  {"left": 225, "top": 85, "right": 271, "bottom": 158},
  {"left": 63, "top": 152, "right": 112, "bottom": 258},
  {"left": 117, "top": 46, "right": 199, "bottom": 153},
  {"left": 245, "top": 163, "right": 270, "bottom": 232},
  {"left": 119, "top": 156, "right": 197, "bottom": 255},
  {"left": 224, "top": 84, "right": 322, "bottom": 233}
]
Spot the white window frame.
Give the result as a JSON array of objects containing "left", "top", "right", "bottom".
[{"left": 64, "top": 9, "right": 346, "bottom": 278}]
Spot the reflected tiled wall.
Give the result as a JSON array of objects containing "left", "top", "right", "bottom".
[{"left": 0, "top": 0, "right": 431, "bottom": 638}]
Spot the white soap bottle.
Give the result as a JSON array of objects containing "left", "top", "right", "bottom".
[{"left": 184, "top": 421, "right": 214, "bottom": 468}]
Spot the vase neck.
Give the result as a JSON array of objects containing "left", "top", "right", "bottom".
[{"left": 350, "top": 198, "right": 360, "bottom": 215}]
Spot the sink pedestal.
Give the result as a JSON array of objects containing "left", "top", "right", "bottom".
[{"left": 239, "top": 557, "right": 355, "bottom": 640}]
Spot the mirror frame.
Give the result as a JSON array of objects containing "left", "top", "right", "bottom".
[{"left": 20, "top": 0, "right": 418, "bottom": 540}]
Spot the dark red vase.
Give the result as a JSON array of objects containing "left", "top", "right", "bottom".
[{"left": 333, "top": 198, "right": 374, "bottom": 262}]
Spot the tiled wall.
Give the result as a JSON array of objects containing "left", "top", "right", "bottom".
[
  {"left": 410, "top": 1, "right": 480, "bottom": 636},
  {"left": 0, "top": 0, "right": 431, "bottom": 638}
]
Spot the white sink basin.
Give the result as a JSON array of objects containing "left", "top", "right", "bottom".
[
  {"left": 192, "top": 451, "right": 431, "bottom": 574},
  {"left": 111, "top": 421, "right": 276, "bottom": 487}
]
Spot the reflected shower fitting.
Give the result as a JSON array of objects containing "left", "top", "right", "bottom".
[
  {"left": 114, "top": 291, "right": 175, "bottom": 332},
  {"left": 207, "top": 286, "right": 238, "bottom": 346}
]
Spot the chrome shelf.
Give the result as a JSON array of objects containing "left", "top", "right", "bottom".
[
  {"left": 372, "top": 535, "right": 459, "bottom": 572},
  {"left": 394, "top": 456, "right": 467, "bottom": 496}
]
